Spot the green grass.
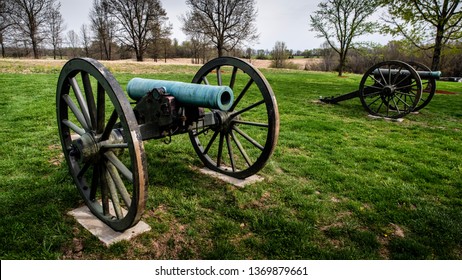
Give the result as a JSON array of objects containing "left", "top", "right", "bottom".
[{"left": 0, "top": 60, "right": 461, "bottom": 260}]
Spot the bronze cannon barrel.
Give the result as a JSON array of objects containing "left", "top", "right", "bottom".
[{"left": 127, "top": 78, "right": 234, "bottom": 111}]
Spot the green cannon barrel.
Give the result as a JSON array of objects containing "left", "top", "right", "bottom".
[
  {"left": 127, "top": 78, "right": 234, "bottom": 111},
  {"left": 372, "top": 69, "right": 442, "bottom": 79}
]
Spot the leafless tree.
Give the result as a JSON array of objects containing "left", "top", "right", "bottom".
[
  {"left": 106, "top": 0, "right": 168, "bottom": 61},
  {"left": 9, "top": 0, "right": 57, "bottom": 59},
  {"left": 90, "top": 0, "right": 116, "bottom": 60},
  {"left": 181, "top": 0, "right": 259, "bottom": 57},
  {"left": 0, "top": 1, "right": 14, "bottom": 57},
  {"left": 80, "top": 24, "right": 91, "bottom": 57},
  {"left": 47, "top": 2, "right": 65, "bottom": 60},
  {"left": 66, "top": 30, "right": 80, "bottom": 58},
  {"left": 271, "top": 41, "right": 289, "bottom": 68},
  {"left": 310, "top": 0, "right": 379, "bottom": 76},
  {"left": 380, "top": 0, "right": 462, "bottom": 71}
]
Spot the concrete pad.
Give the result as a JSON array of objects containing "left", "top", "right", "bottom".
[
  {"left": 199, "top": 167, "right": 264, "bottom": 188},
  {"left": 368, "top": 114, "right": 404, "bottom": 122},
  {"left": 68, "top": 205, "right": 151, "bottom": 247}
]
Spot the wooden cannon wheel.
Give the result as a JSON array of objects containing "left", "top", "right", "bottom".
[
  {"left": 358, "top": 60, "right": 423, "bottom": 119},
  {"left": 56, "top": 58, "right": 148, "bottom": 232},
  {"left": 407, "top": 61, "right": 436, "bottom": 112},
  {"left": 189, "top": 57, "right": 280, "bottom": 179}
]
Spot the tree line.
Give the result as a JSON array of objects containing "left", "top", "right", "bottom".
[{"left": 0, "top": 0, "right": 460, "bottom": 76}]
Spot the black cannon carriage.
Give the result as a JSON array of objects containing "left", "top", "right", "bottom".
[
  {"left": 56, "top": 57, "right": 280, "bottom": 231},
  {"left": 320, "top": 61, "right": 441, "bottom": 119}
]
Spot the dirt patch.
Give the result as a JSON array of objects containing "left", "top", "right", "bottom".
[
  {"left": 48, "top": 144, "right": 64, "bottom": 166},
  {"left": 436, "top": 90, "right": 458, "bottom": 95}
]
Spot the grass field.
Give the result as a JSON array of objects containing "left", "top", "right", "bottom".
[{"left": 0, "top": 59, "right": 461, "bottom": 260}]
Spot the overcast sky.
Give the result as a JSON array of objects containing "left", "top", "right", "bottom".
[{"left": 61, "top": 0, "right": 391, "bottom": 51}]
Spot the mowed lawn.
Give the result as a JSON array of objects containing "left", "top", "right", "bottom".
[{"left": 0, "top": 59, "right": 461, "bottom": 259}]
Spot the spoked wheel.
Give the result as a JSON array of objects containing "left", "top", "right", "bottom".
[
  {"left": 189, "top": 57, "right": 279, "bottom": 179},
  {"left": 56, "top": 58, "right": 148, "bottom": 232},
  {"left": 407, "top": 61, "right": 436, "bottom": 112},
  {"left": 359, "top": 60, "right": 422, "bottom": 119}
]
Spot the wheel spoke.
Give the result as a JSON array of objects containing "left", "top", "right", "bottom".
[
  {"left": 368, "top": 74, "right": 386, "bottom": 88},
  {"left": 63, "top": 94, "right": 90, "bottom": 131},
  {"left": 96, "top": 82, "right": 105, "bottom": 134},
  {"left": 77, "top": 161, "right": 92, "bottom": 179},
  {"left": 230, "top": 79, "right": 253, "bottom": 111},
  {"left": 229, "top": 66, "right": 238, "bottom": 89},
  {"left": 391, "top": 67, "right": 404, "bottom": 84},
  {"left": 107, "top": 161, "right": 132, "bottom": 207},
  {"left": 233, "top": 120, "right": 269, "bottom": 128},
  {"left": 230, "top": 99, "right": 265, "bottom": 119},
  {"left": 226, "top": 133, "right": 236, "bottom": 172},
  {"left": 62, "top": 119, "right": 85, "bottom": 136},
  {"left": 233, "top": 126, "right": 264, "bottom": 151},
  {"left": 90, "top": 163, "right": 100, "bottom": 201},
  {"left": 101, "top": 110, "right": 118, "bottom": 141},
  {"left": 217, "top": 132, "right": 225, "bottom": 167},
  {"left": 217, "top": 66, "right": 222, "bottom": 86},
  {"left": 231, "top": 130, "right": 252, "bottom": 167},
  {"left": 69, "top": 77, "right": 92, "bottom": 130},
  {"left": 104, "top": 151, "right": 133, "bottom": 183},
  {"left": 100, "top": 143, "right": 129, "bottom": 149},
  {"left": 204, "top": 130, "right": 219, "bottom": 155},
  {"left": 192, "top": 127, "right": 211, "bottom": 137},
  {"left": 81, "top": 72, "right": 97, "bottom": 128},
  {"left": 104, "top": 167, "right": 123, "bottom": 219}
]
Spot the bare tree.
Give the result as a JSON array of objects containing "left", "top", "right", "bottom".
[
  {"left": 107, "top": 0, "right": 168, "bottom": 61},
  {"left": 380, "top": 0, "right": 462, "bottom": 71},
  {"left": 0, "top": 1, "right": 14, "bottom": 57},
  {"left": 9, "top": 0, "right": 57, "bottom": 59},
  {"left": 271, "top": 41, "right": 289, "bottom": 68},
  {"left": 47, "top": 2, "right": 65, "bottom": 60},
  {"left": 90, "top": 0, "right": 116, "bottom": 60},
  {"left": 181, "top": 0, "right": 259, "bottom": 57},
  {"left": 66, "top": 30, "right": 80, "bottom": 58},
  {"left": 80, "top": 24, "right": 91, "bottom": 57},
  {"left": 310, "top": 0, "right": 378, "bottom": 76}
]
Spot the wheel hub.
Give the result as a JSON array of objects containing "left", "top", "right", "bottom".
[
  {"left": 381, "top": 85, "right": 396, "bottom": 97},
  {"left": 71, "top": 133, "right": 99, "bottom": 163},
  {"left": 70, "top": 129, "right": 125, "bottom": 163}
]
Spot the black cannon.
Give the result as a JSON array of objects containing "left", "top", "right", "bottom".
[
  {"left": 56, "top": 57, "right": 279, "bottom": 231},
  {"left": 320, "top": 61, "right": 440, "bottom": 119}
]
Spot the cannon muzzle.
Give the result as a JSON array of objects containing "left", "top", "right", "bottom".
[{"left": 127, "top": 78, "right": 234, "bottom": 111}]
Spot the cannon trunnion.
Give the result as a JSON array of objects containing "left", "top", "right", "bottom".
[{"left": 56, "top": 57, "right": 279, "bottom": 231}]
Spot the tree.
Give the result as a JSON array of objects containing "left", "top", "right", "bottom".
[
  {"left": 271, "top": 41, "right": 289, "bottom": 68},
  {"left": 181, "top": 0, "right": 259, "bottom": 57},
  {"left": 107, "top": 0, "right": 168, "bottom": 61},
  {"left": 80, "top": 24, "right": 91, "bottom": 57},
  {"left": 9, "top": 0, "right": 57, "bottom": 59},
  {"left": 310, "top": 0, "right": 378, "bottom": 76},
  {"left": 66, "top": 30, "right": 80, "bottom": 58},
  {"left": 90, "top": 0, "right": 116, "bottom": 60},
  {"left": 47, "top": 2, "right": 65, "bottom": 60},
  {"left": 150, "top": 20, "right": 172, "bottom": 62},
  {"left": 0, "top": 1, "right": 13, "bottom": 57},
  {"left": 380, "top": 0, "right": 462, "bottom": 71}
]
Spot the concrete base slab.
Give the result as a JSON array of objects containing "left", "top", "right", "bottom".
[
  {"left": 368, "top": 114, "right": 404, "bottom": 122},
  {"left": 68, "top": 205, "right": 151, "bottom": 247},
  {"left": 199, "top": 167, "right": 264, "bottom": 188}
]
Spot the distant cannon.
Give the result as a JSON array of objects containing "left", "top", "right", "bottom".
[
  {"left": 320, "top": 61, "right": 440, "bottom": 119},
  {"left": 56, "top": 57, "right": 279, "bottom": 231}
]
